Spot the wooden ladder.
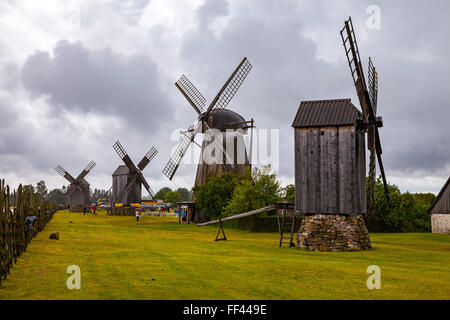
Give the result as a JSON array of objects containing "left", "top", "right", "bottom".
[{"left": 278, "top": 208, "right": 295, "bottom": 248}]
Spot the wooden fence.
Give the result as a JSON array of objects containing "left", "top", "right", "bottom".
[{"left": 0, "top": 179, "right": 56, "bottom": 286}]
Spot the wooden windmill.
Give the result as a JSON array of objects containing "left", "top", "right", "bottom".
[
  {"left": 292, "top": 17, "right": 391, "bottom": 251},
  {"left": 340, "top": 17, "right": 391, "bottom": 214},
  {"left": 112, "top": 141, "right": 157, "bottom": 205},
  {"left": 55, "top": 161, "right": 96, "bottom": 212},
  {"left": 162, "top": 57, "right": 254, "bottom": 187}
]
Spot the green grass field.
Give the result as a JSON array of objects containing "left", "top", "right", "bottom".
[{"left": 1, "top": 210, "right": 449, "bottom": 300}]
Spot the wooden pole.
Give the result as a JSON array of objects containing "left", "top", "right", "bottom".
[{"left": 197, "top": 205, "right": 276, "bottom": 226}]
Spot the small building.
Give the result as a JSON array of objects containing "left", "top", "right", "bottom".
[
  {"left": 112, "top": 165, "right": 142, "bottom": 205},
  {"left": 176, "top": 201, "right": 196, "bottom": 224},
  {"left": 292, "top": 99, "right": 366, "bottom": 217},
  {"left": 429, "top": 176, "right": 450, "bottom": 234}
]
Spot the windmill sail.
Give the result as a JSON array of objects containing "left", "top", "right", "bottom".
[
  {"left": 175, "top": 75, "right": 206, "bottom": 115},
  {"left": 204, "top": 57, "right": 252, "bottom": 116},
  {"left": 341, "top": 17, "right": 391, "bottom": 211},
  {"left": 55, "top": 165, "right": 76, "bottom": 183},
  {"left": 162, "top": 123, "right": 197, "bottom": 180},
  {"left": 137, "top": 147, "right": 158, "bottom": 171},
  {"left": 368, "top": 57, "right": 378, "bottom": 115},
  {"left": 75, "top": 161, "right": 96, "bottom": 182}
]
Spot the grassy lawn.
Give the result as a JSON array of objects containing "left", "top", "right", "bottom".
[{"left": 0, "top": 210, "right": 449, "bottom": 300}]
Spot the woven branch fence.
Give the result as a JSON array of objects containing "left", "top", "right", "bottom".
[{"left": 0, "top": 179, "right": 56, "bottom": 286}]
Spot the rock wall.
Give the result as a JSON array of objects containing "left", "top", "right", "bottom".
[
  {"left": 431, "top": 214, "right": 450, "bottom": 234},
  {"left": 110, "top": 206, "right": 136, "bottom": 216},
  {"left": 297, "top": 214, "right": 372, "bottom": 252}
]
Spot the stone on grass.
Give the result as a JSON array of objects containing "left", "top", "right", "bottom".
[{"left": 49, "top": 232, "right": 60, "bottom": 240}]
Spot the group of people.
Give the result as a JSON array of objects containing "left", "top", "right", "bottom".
[
  {"left": 134, "top": 207, "right": 187, "bottom": 223},
  {"left": 174, "top": 208, "right": 188, "bottom": 223},
  {"left": 83, "top": 204, "right": 97, "bottom": 215}
]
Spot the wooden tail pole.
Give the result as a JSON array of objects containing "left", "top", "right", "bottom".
[{"left": 215, "top": 217, "right": 227, "bottom": 241}]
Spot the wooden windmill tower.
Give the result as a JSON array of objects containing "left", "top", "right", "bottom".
[
  {"left": 112, "top": 141, "right": 157, "bottom": 205},
  {"left": 162, "top": 57, "right": 254, "bottom": 187},
  {"left": 55, "top": 161, "right": 96, "bottom": 212},
  {"left": 292, "top": 17, "right": 391, "bottom": 251}
]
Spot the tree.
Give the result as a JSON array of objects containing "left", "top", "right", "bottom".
[
  {"left": 283, "top": 184, "right": 295, "bottom": 203},
  {"left": 23, "top": 184, "right": 35, "bottom": 194},
  {"left": 193, "top": 172, "right": 244, "bottom": 219},
  {"left": 365, "top": 177, "right": 432, "bottom": 233},
  {"left": 176, "top": 187, "right": 192, "bottom": 201},
  {"left": 47, "top": 188, "right": 66, "bottom": 206},
  {"left": 164, "top": 191, "right": 181, "bottom": 204},
  {"left": 36, "top": 181, "right": 48, "bottom": 200},
  {"left": 155, "top": 187, "right": 171, "bottom": 201},
  {"left": 91, "top": 188, "right": 112, "bottom": 201},
  {"left": 224, "top": 165, "right": 282, "bottom": 216}
]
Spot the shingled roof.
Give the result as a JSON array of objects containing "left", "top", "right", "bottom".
[
  {"left": 292, "top": 99, "right": 363, "bottom": 128},
  {"left": 113, "top": 165, "right": 130, "bottom": 176}
]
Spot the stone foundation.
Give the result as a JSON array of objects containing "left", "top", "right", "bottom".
[
  {"left": 297, "top": 214, "right": 372, "bottom": 251},
  {"left": 70, "top": 205, "right": 84, "bottom": 213},
  {"left": 431, "top": 214, "right": 450, "bottom": 234},
  {"left": 109, "top": 206, "right": 136, "bottom": 216}
]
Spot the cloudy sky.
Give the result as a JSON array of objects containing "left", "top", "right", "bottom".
[{"left": 0, "top": 0, "right": 449, "bottom": 195}]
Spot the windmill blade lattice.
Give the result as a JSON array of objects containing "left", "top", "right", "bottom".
[
  {"left": 368, "top": 57, "right": 378, "bottom": 115},
  {"left": 162, "top": 123, "right": 197, "bottom": 180},
  {"left": 137, "top": 147, "right": 158, "bottom": 171},
  {"left": 175, "top": 75, "right": 206, "bottom": 115},
  {"left": 55, "top": 165, "right": 76, "bottom": 183},
  {"left": 204, "top": 57, "right": 252, "bottom": 116},
  {"left": 75, "top": 161, "right": 96, "bottom": 182}
]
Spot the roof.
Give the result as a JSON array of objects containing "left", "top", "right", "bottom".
[
  {"left": 292, "top": 99, "right": 363, "bottom": 128},
  {"left": 112, "top": 165, "right": 129, "bottom": 176},
  {"left": 205, "top": 109, "right": 248, "bottom": 131},
  {"left": 428, "top": 175, "right": 450, "bottom": 213}
]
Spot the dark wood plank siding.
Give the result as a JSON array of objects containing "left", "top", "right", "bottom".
[
  {"left": 113, "top": 174, "right": 142, "bottom": 204},
  {"left": 338, "top": 126, "right": 354, "bottom": 214},
  {"left": 431, "top": 179, "right": 450, "bottom": 214},
  {"left": 294, "top": 125, "right": 365, "bottom": 217},
  {"left": 70, "top": 188, "right": 86, "bottom": 207},
  {"left": 320, "top": 127, "right": 339, "bottom": 212}
]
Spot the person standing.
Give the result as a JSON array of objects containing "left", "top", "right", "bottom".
[
  {"left": 136, "top": 207, "right": 143, "bottom": 222},
  {"left": 83, "top": 205, "right": 87, "bottom": 215},
  {"left": 181, "top": 208, "right": 187, "bottom": 224}
]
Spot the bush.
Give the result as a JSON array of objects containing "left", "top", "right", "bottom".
[
  {"left": 224, "top": 165, "right": 282, "bottom": 217},
  {"left": 193, "top": 172, "right": 245, "bottom": 220},
  {"left": 366, "top": 177, "right": 434, "bottom": 233}
]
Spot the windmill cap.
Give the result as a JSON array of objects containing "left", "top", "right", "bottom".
[{"left": 292, "top": 98, "right": 363, "bottom": 128}]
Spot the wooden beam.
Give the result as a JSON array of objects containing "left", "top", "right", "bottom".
[{"left": 197, "top": 205, "right": 276, "bottom": 226}]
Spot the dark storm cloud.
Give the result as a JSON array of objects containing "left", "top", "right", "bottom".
[
  {"left": 179, "top": 0, "right": 352, "bottom": 178},
  {"left": 178, "top": 0, "right": 450, "bottom": 181},
  {"left": 360, "top": 1, "right": 450, "bottom": 174},
  {"left": 21, "top": 40, "right": 172, "bottom": 129},
  {"left": 1, "top": 0, "right": 449, "bottom": 192}
]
